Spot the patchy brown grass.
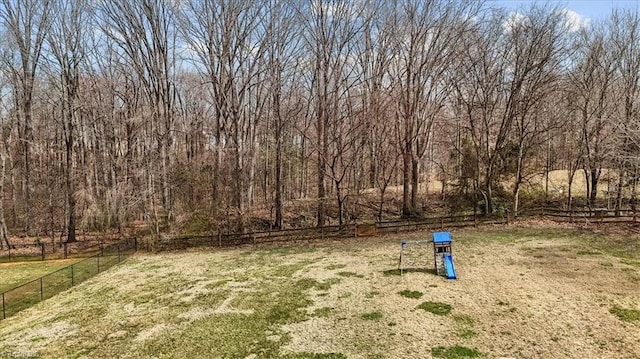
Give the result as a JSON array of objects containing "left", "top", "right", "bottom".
[{"left": 0, "top": 225, "right": 639, "bottom": 358}]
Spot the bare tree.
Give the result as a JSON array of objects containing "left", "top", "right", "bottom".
[
  {"left": 324, "top": 100, "right": 366, "bottom": 228},
  {"left": 263, "top": 0, "right": 304, "bottom": 229},
  {"left": 610, "top": 10, "right": 640, "bottom": 214},
  {"left": 0, "top": 0, "right": 52, "bottom": 234},
  {"left": 298, "top": 0, "right": 369, "bottom": 227},
  {"left": 506, "top": 7, "right": 569, "bottom": 217},
  {"left": 561, "top": 87, "right": 584, "bottom": 212},
  {"left": 622, "top": 113, "right": 640, "bottom": 212},
  {"left": 391, "top": 0, "right": 479, "bottom": 217},
  {"left": 0, "top": 0, "right": 637, "bottom": 241},
  {"left": 0, "top": 76, "right": 11, "bottom": 248},
  {"left": 47, "top": 0, "right": 89, "bottom": 242},
  {"left": 358, "top": 3, "right": 398, "bottom": 220},
  {"left": 177, "top": 1, "right": 226, "bottom": 219},
  {"left": 454, "top": 6, "right": 568, "bottom": 215},
  {"left": 370, "top": 113, "right": 399, "bottom": 220},
  {"left": 98, "top": 0, "right": 177, "bottom": 235},
  {"left": 569, "top": 22, "right": 616, "bottom": 210},
  {"left": 77, "top": 29, "right": 148, "bottom": 232},
  {"left": 179, "top": 0, "right": 270, "bottom": 232},
  {"left": 454, "top": 9, "right": 512, "bottom": 214}
]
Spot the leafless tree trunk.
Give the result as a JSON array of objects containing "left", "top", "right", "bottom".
[
  {"left": 611, "top": 10, "right": 640, "bottom": 215},
  {"left": 392, "top": 0, "right": 479, "bottom": 217},
  {"left": 0, "top": 150, "right": 9, "bottom": 248},
  {"left": 561, "top": 93, "right": 584, "bottom": 212},
  {"left": 179, "top": 0, "right": 269, "bottom": 232},
  {"left": 358, "top": 4, "right": 397, "bottom": 220},
  {"left": 455, "top": 5, "right": 571, "bottom": 216},
  {"left": 0, "top": 76, "right": 12, "bottom": 247},
  {"left": 264, "top": 0, "right": 303, "bottom": 229},
  {"left": 0, "top": 0, "right": 52, "bottom": 235},
  {"left": 299, "top": 0, "right": 369, "bottom": 227},
  {"left": 570, "top": 23, "right": 616, "bottom": 210},
  {"left": 507, "top": 6, "right": 569, "bottom": 217},
  {"left": 99, "top": 0, "right": 177, "bottom": 233},
  {"left": 454, "top": 10, "right": 512, "bottom": 215},
  {"left": 48, "top": 0, "right": 88, "bottom": 242}
]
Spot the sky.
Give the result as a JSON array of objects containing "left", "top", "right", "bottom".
[{"left": 490, "top": 0, "right": 640, "bottom": 22}]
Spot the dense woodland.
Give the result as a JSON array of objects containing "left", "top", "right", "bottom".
[{"left": 0, "top": 0, "right": 639, "bottom": 246}]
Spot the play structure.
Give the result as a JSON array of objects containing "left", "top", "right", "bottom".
[
  {"left": 398, "top": 231, "right": 457, "bottom": 279},
  {"left": 433, "top": 231, "right": 457, "bottom": 279},
  {"left": 398, "top": 239, "right": 430, "bottom": 275}
]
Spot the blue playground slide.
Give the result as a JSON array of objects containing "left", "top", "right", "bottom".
[{"left": 443, "top": 254, "right": 457, "bottom": 280}]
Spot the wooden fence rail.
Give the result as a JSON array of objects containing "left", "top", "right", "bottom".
[
  {"left": 156, "top": 213, "right": 510, "bottom": 251},
  {"left": 157, "top": 208, "right": 639, "bottom": 251},
  {"left": 2, "top": 207, "right": 637, "bottom": 259}
]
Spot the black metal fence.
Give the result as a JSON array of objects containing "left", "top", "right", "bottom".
[
  {"left": 1, "top": 237, "right": 137, "bottom": 320},
  {"left": 0, "top": 237, "right": 127, "bottom": 263}
]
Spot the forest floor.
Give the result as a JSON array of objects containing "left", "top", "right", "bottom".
[{"left": 0, "top": 221, "right": 639, "bottom": 359}]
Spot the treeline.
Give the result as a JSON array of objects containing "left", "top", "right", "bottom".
[{"left": 0, "top": 0, "right": 638, "bottom": 246}]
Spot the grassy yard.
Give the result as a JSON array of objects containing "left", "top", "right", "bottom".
[
  {"left": 0, "top": 259, "right": 80, "bottom": 293},
  {"left": 1, "top": 255, "right": 126, "bottom": 319},
  {"left": 0, "top": 222, "right": 639, "bottom": 358}
]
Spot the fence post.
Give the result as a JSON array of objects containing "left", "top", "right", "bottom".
[
  {"left": 40, "top": 277, "right": 43, "bottom": 301},
  {"left": 218, "top": 232, "right": 222, "bottom": 247},
  {"left": 97, "top": 255, "right": 100, "bottom": 273},
  {"left": 2, "top": 292, "right": 5, "bottom": 319},
  {"left": 71, "top": 265, "right": 74, "bottom": 286},
  {"left": 100, "top": 241, "right": 104, "bottom": 256},
  {"left": 134, "top": 237, "right": 138, "bottom": 252},
  {"left": 64, "top": 242, "right": 68, "bottom": 259},
  {"left": 41, "top": 243, "right": 45, "bottom": 261}
]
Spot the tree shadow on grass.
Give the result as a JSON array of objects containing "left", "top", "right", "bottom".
[{"left": 382, "top": 268, "right": 436, "bottom": 276}]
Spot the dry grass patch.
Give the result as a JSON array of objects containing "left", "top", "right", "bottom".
[{"left": 1, "top": 225, "right": 639, "bottom": 358}]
